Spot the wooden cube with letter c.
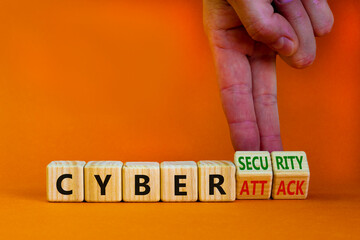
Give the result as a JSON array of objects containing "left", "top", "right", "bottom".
[
  {"left": 122, "top": 162, "right": 160, "bottom": 202},
  {"left": 160, "top": 161, "right": 198, "bottom": 202},
  {"left": 271, "top": 151, "right": 310, "bottom": 199},
  {"left": 234, "top": 151, "right": 273, "bottom": 199},
  {"left": 84, "top": 161, "right": 123, "bottom": 202},
  {"left": 46, "top": 161, "right": 85, "bottom": 202},
  {"left": 198, "top": 160, "right": 236, "bottom": 202}
]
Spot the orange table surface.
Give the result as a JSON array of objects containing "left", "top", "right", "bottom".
[
  {"left": 0, "top": 183, "right": 359, "bottom": 239},
  {"left": 0, "top": 0, "right": 359, "bottom": 239}
]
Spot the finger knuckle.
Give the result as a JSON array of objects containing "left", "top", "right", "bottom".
[
  {"left": 220, "top": 83, "right": 252, "bottom": 96},
  {"left": 260, "top": 134, "right": 282, "bottom": 143},
  {"left": 288, "top": 10, "right": 307, "bottom": 24},
  {"left": 246, "top": 19, "right": 271, "bottom": 41},
  {"left": 254, "top": 93, "right": 278, "bottom": 107}
]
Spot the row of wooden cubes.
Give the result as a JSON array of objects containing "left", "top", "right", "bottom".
[{"left": 46, "top": 151, "right": 310, "bottom": 202}]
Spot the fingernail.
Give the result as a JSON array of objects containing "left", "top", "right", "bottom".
[{"left": 271, "top": 37, "right": 295, "bottom": 56}]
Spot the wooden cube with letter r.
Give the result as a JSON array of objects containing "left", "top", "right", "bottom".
[
  {"left": 123, "top": 162, "right": 160, "bottom": 202},
  {"left": 198, "top": 160, "right": 236, "bottom": 202},
  {"left": 234, "top": 151, "right": 273, "bottom": 199},
  {"left": 271, "top": 151, "right": 310, "bottom": 199},
  {"left": 84, "top": 161, "right": 123, "bottom": 202},
  {"left": 46, "top": 161, "right": 85, "bottom": 202}
]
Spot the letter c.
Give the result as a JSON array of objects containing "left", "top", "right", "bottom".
[
  {"left": 56, "top": 174, "right": 73, "bottom": 195},
  {"left": 287, "top": 180, "right": 295, "bottom": 195}
]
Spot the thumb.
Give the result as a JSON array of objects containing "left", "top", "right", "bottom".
[{"left": 228, "top": 0, "right": 298, "bottom": 56}]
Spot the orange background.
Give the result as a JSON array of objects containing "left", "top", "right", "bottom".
[{"left": 0, "top": 0, "right": 359, "bottom": 239}]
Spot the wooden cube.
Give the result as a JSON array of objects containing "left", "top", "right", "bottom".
[
  {"left": 234, "top": 151, "right": 273, "bottom": 199},
  {"left": 160, "top": 161, "right": 198, "bottom": 202},
  {"left": 84, "top": 161, "right": 123, "bottom": 202},
  {"left": 198, "top": 160, "right": 236, "bottom": 202},
  {"left": 122, "top": 162, "right": 160, "bottom": 202},
  {"left": 46, "top": 161, "right": 85, "bottom": 202},
  {"left": 271, "top": 151, "right": 310, "bottom": 199}
]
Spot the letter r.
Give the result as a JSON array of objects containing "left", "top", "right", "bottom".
[{"left": 209, "top": 174, "right": 226, "bottom": 195}]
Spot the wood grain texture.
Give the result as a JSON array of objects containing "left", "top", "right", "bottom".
[
  {"left": 160, "top": 161, "right": 198, "bottom": 202},
  {"left": 122, "top": 162, "right": 160, "bottom": 202},
  {"left": 234, "top": 151, "right": 273, "bottom": 199},
  {"left": 198, "top": 160, "right": 236, "bottom": 202},
  {"left": 46, "top": 161, "right": 85, "bottom": 202},
  {"left": 84, "top": 161, "right": 123, "bottom": 202},
  {"left": 271, "top": 151, "right": 310, "bottom": 199}
]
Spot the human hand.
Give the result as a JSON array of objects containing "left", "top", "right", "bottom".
[{"left": 203, "top": 0, "right": 333, "bottom": 151}]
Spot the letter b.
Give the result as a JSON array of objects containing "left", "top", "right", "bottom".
[{"left": 135, "top": 175, "right": 150, "bottom": 195}]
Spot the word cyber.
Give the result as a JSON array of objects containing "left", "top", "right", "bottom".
[{"left": 46, "top": 151, "right": 310, "bottom": 202}]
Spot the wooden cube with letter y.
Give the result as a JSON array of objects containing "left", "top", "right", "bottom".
[
  {"left": 160, "top": 161, "right": 198, "bottom": 202},
  {"left": 234, "top": 151, "right": 273, "bottom": 199},
  {"left": 84, "top": 161, "right": 123, "bottom": 202},
  {"left": 123, "top": 162, "right": 160, "bottom": 202},
  {"left": 198, "top": 160, "right": 236, "bottom": 202},
  {"left": 271, "top": 151, "right": 310, "bottom": 199},
  {"left": 46, "top": 161, "right": 85, "bottom": 202}
]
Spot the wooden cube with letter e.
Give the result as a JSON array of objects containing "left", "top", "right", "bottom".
[{"left": 160, "top": 161, "right": 198, "bottom": 202}]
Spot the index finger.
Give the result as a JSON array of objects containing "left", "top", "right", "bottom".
[
  {"left": 204, "top": 0, "right": 260, "bottom": 151},
  {"left": 216, "top": 46, "right": 260, "bottom": 150}
]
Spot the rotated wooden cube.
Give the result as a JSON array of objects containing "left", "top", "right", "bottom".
[
  {"left": 198, "top": 160, "right": 236, "bottom": 202},
  {"left": 160, "top": 161, "right": 198, "bottom": 202},
  {"left": 46, "top": 161, "right": 85, "bottom": 202},
  {"left": 271, "top": 151, "right": 310, "bottom": 199},
  {"left": 84, "top": 161, "right": 123, "bottom": 202},
  {"left": 122, "top": 162, "right": 160, "bottom": 202},
  {"left": 234, "top": 151, "right": 273, "bottom": 199}
]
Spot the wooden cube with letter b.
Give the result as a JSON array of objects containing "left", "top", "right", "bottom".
[
  {"left": 160, "top": 161, "right": 198, "bottom": 202},
  {"left": 234, "top": 151, "right": 273, "bottom": 199},
  {"left": 271, "top": 151, "right": 310, "bottom": 199},
  {"left": 84, "top": 161, "right": 123, "bottom": 202},
  {"left": 198, "top": 160, "right": 236, "bottom": 202},
  {"left": 46, "top": 161, "right": 85, "bottom": 202},
  {"left": 123, "top": 162, "right": 160, "bottom": 202}
]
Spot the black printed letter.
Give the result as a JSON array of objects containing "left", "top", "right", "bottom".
[
  {"left": 174, "top": 175, "right": 187, "bottom": 196},
  {"left": 135, "top": 175, "right": 150, "bottom": 195},
  {"left": 209, "top": 174, "right": 225, "bottom": 195},
  {"left": 56, "top": 174, "right": 73, "bottom": 195},
  {"left": 94, "top": 175, "right": 112, "bottom": 195}
]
